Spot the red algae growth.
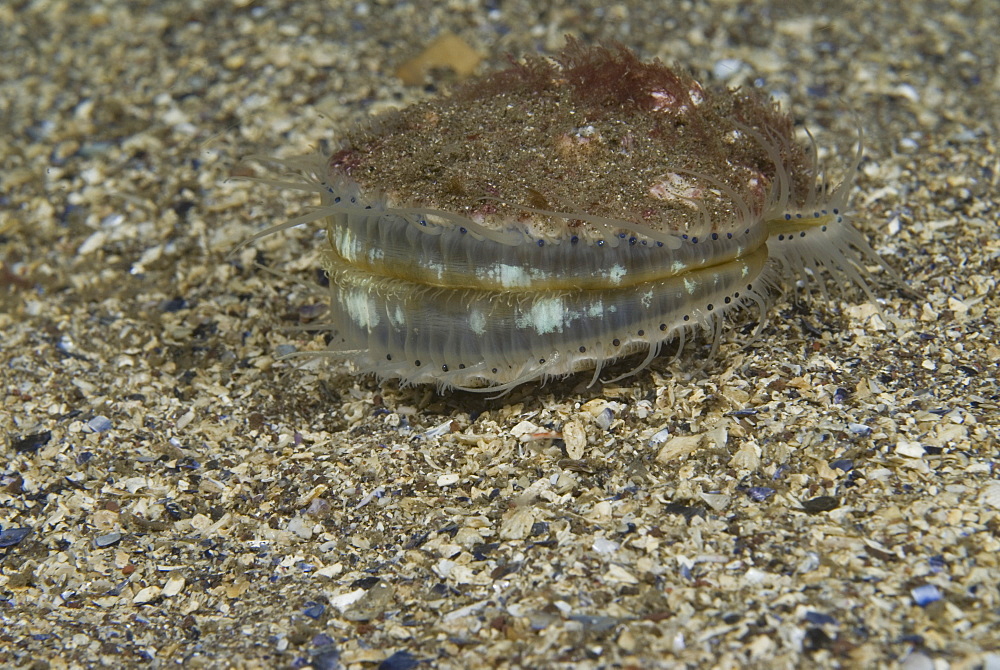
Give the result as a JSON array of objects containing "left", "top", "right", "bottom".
[{"left": 244, "top": 39, "right": 892, "bottom": 393}]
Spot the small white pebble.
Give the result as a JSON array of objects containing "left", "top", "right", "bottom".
[
  {"left": 895, "top": 440, "right": 925, "bottom": 458},
  {"left": 713, "top": 58, "right": 746, "bottom": 80},
  {"left": 562, "top": 420, "right": 587, "bottom": 460},
  {"left": 436, "top": 473, "right": 460, "bottom": 487}
]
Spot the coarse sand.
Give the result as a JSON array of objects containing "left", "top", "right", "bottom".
[{"left": 2, "top": 1, "right": 998, "bottom": 667}]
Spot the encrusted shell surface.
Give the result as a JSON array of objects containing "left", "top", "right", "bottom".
[{"left": 252, "top": 40, "right": 887, "bottom": 392}]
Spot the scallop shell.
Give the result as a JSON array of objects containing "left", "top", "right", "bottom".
[{"left": 244, "top": 39, "right": 891, "bottom": 393}]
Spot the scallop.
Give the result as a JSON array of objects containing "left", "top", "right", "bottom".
[{"left": 243, "top": 39, "right": 890, "bottom": 393}]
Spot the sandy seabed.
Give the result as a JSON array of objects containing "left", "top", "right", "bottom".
[{"left": 2, "top": 0, "right": 998, "bottom": 667}]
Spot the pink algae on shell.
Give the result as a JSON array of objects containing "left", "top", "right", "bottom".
[{"left": 245, "top": 39, "right": 892, "bottom": 393}]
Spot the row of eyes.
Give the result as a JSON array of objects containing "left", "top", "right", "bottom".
[
  {"left": 330, "top": 193, "right": 841, "bottom": 248},
  {"left": 377, "top": 286, "right": 752, "bottom": 375}
]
